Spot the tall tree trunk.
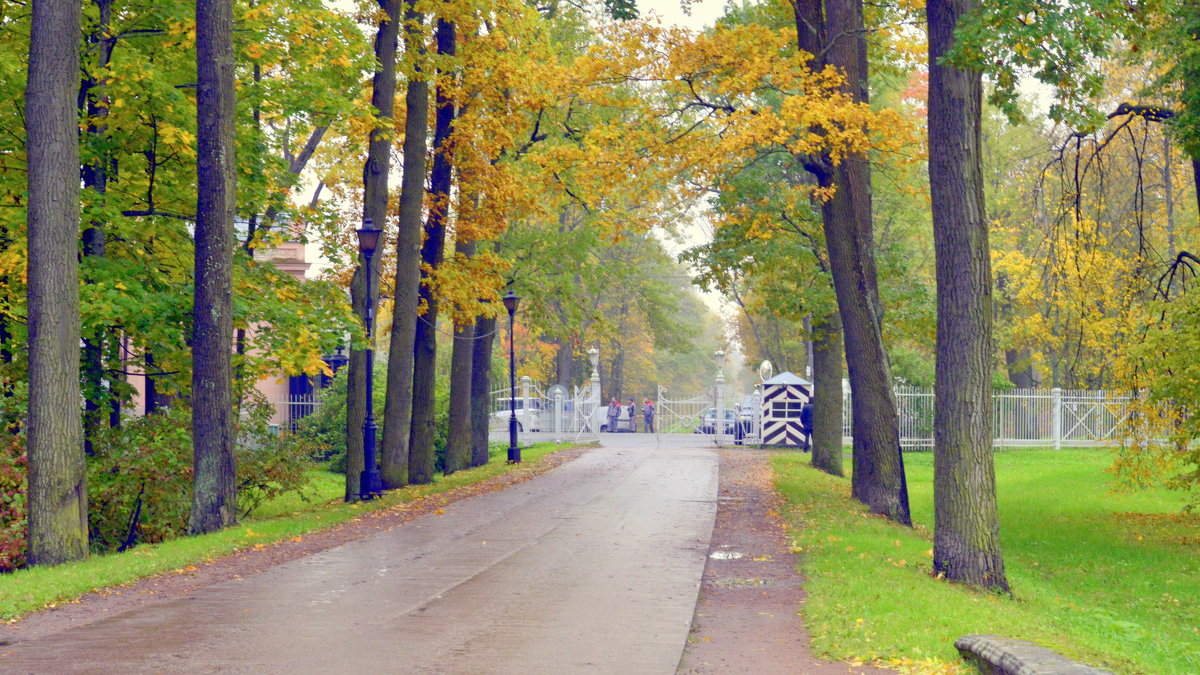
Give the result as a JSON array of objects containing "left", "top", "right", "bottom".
[
  {"left": 1164, "top": 135, "right": 1176, "bottom": 260},
  {"left": 610, "top": 332, "right": 626, "bottom": 402},
  {"left": 1004, "top": 349, "right": 1035, "bottom": 388},
  {"left": 382, "top": 0, "right": 428, "bottom": 490},
  {"left": 25, "top": 0, "right": 88, "bottom": 566},
  {"left": 810, "top": 310, "right": 843, "bottom": 476},
  {"left": 107, "top": 328, "right": 121, "bottom": 428},
  {"left": 444, "top": 239, "right": 475, "bottom": 475},
  {"left": 802, "top": 0, "right": 910, "bottom": 524},
  {"left": 554, "top": 337, "right": 575, "bottom": 387},
  {"left": 80, "top": 0, "right": 114, "bottom": 455},
  {"left": 928, "top": 0, "right": 1009, "bottom": 591},
  {"left": 470, "top": 314, "right": 496, "bottom": 467},
  {"left": 144, "top": 349, "right": 161, "bottom": 415},
  {"left": 189, "top": 0, "right": 238, "bottom": 535},
  {"left": 1191, "top": 159, "right": 1199, "bottom": 222},
  {"left": 0, "top": 222, "right": 11, "bottom": 427},
  {"left": 409, "top": 17, "right": 456, "bottom": 485},
  {"left": 347, "top": 0, "right": 401, "bottom": 501}
]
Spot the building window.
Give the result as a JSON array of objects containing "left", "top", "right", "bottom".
[{"left": 771, "top": 401, "right": 803, "bottom": 419}]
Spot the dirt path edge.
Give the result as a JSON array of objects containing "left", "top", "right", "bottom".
[{"left": 677, "top": 448, "right": 891, "bottom": 674}]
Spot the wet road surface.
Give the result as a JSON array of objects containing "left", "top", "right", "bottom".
[{"left": 1, "top": 438, "right": 718, "bottom": 674}]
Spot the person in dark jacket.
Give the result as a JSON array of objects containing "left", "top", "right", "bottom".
[
  {"left": 627, "top": 398, "right": 638, "bottom": 432},
  {"left": 643, "top": 398, "right": 655, "bottom": 433},
  {"left": 799, "top": 398, "right": 814, "bottom": 451},
  {"left": 607, "top": 398, "right": 620, "bottom": 433}
]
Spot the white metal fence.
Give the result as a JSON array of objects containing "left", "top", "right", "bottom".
[
  {"left": 842, "top": 386, "right": 1131, "bottom": 450},
  {"left": 272, "top": 381, "right": 1131, "bottom": 450},
  {"left": 488, "top": 375, "right": 602, "bottom": 442},
  {"left": 266, "top": 394, "right": 320, "bottom": 433}
]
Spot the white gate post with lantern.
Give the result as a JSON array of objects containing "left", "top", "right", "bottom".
[{"left": 714, "top": 349, "right": 727, "bottom": 445}]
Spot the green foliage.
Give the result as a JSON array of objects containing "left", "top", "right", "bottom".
[
  {"left": 86, "top": 404, "right": 316, "bottom": 553},
  {"left": 1116, "top": 289, "right": 1200, "bottom": 506},
  {"left": 295, "top": 372, "right": 351, "bottom": 472},
  {"left": 294, "top": 361, "right": 450, "bottom": 475},
  {"left": 774, "top": 449, "right": 1199, "bottom": 673},
  {"left": 950, "top": 0, "right": 1129, "bottom": 127},
  {"left": 234, "top": 399, "right": 319, "bottom": 517},
  {"left": 88, "top": 410, "right": 194, "bottom": 551},
  {"left": 0, "top": 0, "right": 368, "bottom": 421},
  {"left": 602, "top": 0, "right": 639, "bottom": 21},
  {"left": 0, "top": 432, "right": 25, "bottom": 571},
  {"left": 1162, "top": 0, "right": 1200, "bottom": 159},
  {"left": 888, "top": 345, "right": 934, "bottom": 387}
]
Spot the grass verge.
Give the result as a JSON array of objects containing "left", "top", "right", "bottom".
[
  {"left": 773, "top": 448, "right": 1199, "bottom": 674},
  {"left": 1, "top": 442, "right": 582, "bottom": 621}
]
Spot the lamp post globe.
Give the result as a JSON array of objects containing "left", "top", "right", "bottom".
[
  {"left": 357, "top": 218, "right": 384, "bottom": 499},
  {"left": 503, "top": 290, "right": 521, "bottom": 463}
]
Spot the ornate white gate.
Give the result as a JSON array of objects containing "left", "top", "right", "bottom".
[{"left": 654, "top": 384, "right": 714, "bottom": 444}]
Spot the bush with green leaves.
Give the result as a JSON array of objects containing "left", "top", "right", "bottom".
[
  {"left": 295, "top": 365, "right": 450, "bottom": 475},
  {"left": 0, "top": 432, "right": 25, "bottom": 571},
  {"left": 294, "top": 370, "right": 353, "bottom": 472},
  {"left": 0, "top": 398, "right": 326, "bottom": 566},
  {"left": 87, "top": 409, "right": 194, "bottom": 551},
  {"left": 235, "top": 399, "right": 319, "bottom": 516},
  {"left": 87, "top": 403, "right": 315, "bottom": 552}
]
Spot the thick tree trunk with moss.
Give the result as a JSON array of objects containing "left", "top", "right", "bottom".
[
  {"left": 346, "top": 0, "right": 401, "bottom": 501},
  {"left": 928, "top": 0, "right": 1009, "bottom": 592},
  {"left": 25, "top": 0, "right": 88, "bottom": 566},
  {"left": 470, "top": 315, "right": 496, "bottom": 467},
  {"left": 810, "top": 311, "right": 843, "bottom": 476},
  {"left": 409, "top": 17, "right": 456, "bottom": 485},
  {"left": 444, "top": 235, "right": 476, "bottom": 475},
  {"left": 796, "top": 0, "right": 911, "bottom": 524},
  {"left": 817, "top": 162, "right": 909, "bottom": 523},
  {"left": 381, "top": 2, "right": 428, "bottom": 490},
  {"left": 554, "top": 338, "right": 575, "bottom": 388},
  {"left": 189, "top": 0, "right": 238, "bottom": 535}
]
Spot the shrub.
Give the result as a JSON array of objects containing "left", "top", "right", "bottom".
[
  {"left": 87, "top": 403, "right": 317, "bottom": 552},
  {"left": 295, "top": 371, "right": 350, "bottom": 472},
  {"left": 88, "top": 409, "right": 193, "bottom": 551},
  {"left": 0, "top": 432, "right": 26, "bottom": 572},
  {"left": 293, "top": 365, "right": 450, "bottom": 475},
  {"left": 235, "top": 399, "right": 317, "bottom": 517}
]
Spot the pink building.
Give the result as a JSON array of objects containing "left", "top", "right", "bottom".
[{"left": 125, "top": 237, "right": 331, "bottom": 429}]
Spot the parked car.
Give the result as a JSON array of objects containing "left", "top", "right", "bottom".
[
  {"left": 492, "top": 397, "right": 543, "bottom": 432},
  {"left": 693, "top": 407, "right": 737, "bottom": 435},
  {"left": 596, "top": 405, "right": 636, "bottom": 432},
  {"left": 736, "top": 397, "right": 759, "bottom": 438}
]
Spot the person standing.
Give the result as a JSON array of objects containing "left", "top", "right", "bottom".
[
  {"left": 799, "top": 397, "right": 814, "bottom": 451},
  {"left": 627, "top": 398, "right": 638, "bottom": 433},
  {"left": 607, "top": 397, "right": 620, "bottom": 433},
  {"left": 643, "top": 397, "right": 655, "bottom": 433}
]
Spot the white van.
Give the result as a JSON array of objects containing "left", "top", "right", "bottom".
[
  {"left": 596, "top": 405, "right": 636, "bottom": 432},
  {"left": 492, "top": 397, "right": 544, "bottom": 432}
]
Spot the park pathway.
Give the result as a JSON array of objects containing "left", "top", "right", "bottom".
[{"left": 1, "top": 436, "right": 718, "bottom": 674}]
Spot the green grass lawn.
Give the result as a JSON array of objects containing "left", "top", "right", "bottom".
[
  {"left": 773, "top": 448, "right": 1200, "bottom": 674},
  {"left": 0, "top": 442, "right": 579, "bottom": 622}
]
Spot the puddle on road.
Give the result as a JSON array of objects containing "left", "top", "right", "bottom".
[{"left": 709, "top": 550, "right": 744, "bottom": 560}]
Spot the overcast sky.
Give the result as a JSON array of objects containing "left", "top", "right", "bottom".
[{"left": 637, "top": 0, "right": 727, "bottom": 29}]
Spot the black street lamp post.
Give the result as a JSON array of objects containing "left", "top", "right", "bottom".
[
  {"left": 357, "top": 219, "right": 383, "bottom": 499},
  {"left": 503, "top": 290, "right": 521, "bottom": 463}
]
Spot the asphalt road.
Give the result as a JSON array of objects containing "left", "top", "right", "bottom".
[{"left": 1, "top": 436, "right": 719, "bottom": 674}]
